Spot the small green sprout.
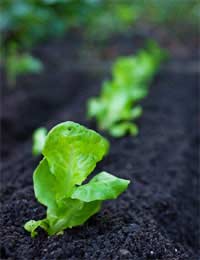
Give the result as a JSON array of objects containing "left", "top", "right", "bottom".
[
  {"left": 5, "top": 45, "right": 43, "bottom": 86},
  {"left": 32, "top": 127, "right": 48, "bottom": 156},
  {"left": 25, "top": 121, "right": 130, "bottom": 237},
  {"left": 87, "top": 41, "right": 166, "bottom": 137}
]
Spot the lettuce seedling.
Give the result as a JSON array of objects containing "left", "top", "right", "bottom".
[
  {"left": 5, "top": 44, "right": 43, "bottom": 86},
  {"left": 87, "top": 41, "right": 166, "bottom": 137},
  {"left": 32, "top": 127, "right": 47, "bottom": 156},
  {"left": 24, "top": 121, "right": 130, "bottom": 237}
]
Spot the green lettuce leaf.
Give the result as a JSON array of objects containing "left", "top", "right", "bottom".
[
  {"left": 24, "top": 219, "right": 48, "bottom": 238},
  {"left": 72, "top": 171, "right": 130, "bottom": 202},
  {"left": 33, "top": 158, "right": 57, "bottom": 210},
  {"left": 42, "top": 122, "right": 109, "bottom": 197},
  {"left": 87, "top": 41, "right": 166, "bottom": 137},
  {"left": 24, "top": 121, "right": 130, "bottom": 237}
]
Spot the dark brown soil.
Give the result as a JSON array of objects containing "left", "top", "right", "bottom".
[{"left": 0, "top": 33, "right": 199, "bottom": 259}]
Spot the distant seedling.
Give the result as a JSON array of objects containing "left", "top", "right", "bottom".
[
  {"left": 6, "top": 44, "right": 43, "bottom": 86},
  {"left": 25, "top": 121, "right": 130, "bottom": 237},
  {"left": 87, "top": 41, "right": 166, "bottom": 137},
  {"left": 32, "top": 127, "right": 47, "bottom": 156}
]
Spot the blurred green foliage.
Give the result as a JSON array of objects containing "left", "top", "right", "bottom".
[
  {"left": 136, "top": 0, "right": 199, "bottom": 26},
  {"left": 0, "top": 0, "right": 199, "bottom": 84},
  {"left": 0, "top": 0, "right": 94, "bottom": 84},
  {"left": 5, "top": 43, "right": 43, "bottom": 86},
  {"left": 32, "top": 127, "right": 47, "bottom": 156},
  {"left": 87, "top": 41, "right": 167, "bottom": 137}
]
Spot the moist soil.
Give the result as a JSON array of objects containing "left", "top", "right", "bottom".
[{"left": 0, "top": 32, "right": 199, "bottom": 259}]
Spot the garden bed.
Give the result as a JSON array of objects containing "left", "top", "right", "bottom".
[{"left": 1, "top": 34, "right": 199, "bottom": 259}]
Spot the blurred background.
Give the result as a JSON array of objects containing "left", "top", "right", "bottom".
[{"left": 1, "top": 0, "right": 199, "bottom": 159}]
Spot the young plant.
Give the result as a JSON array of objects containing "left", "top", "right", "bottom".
[
  {"left": 24, "top": 121, "right": 130, "bottom": 237},
  {"left": 32, "top": 127, "right": 47, "bottom": 156},
  {"left": 87, "top": 41, "right": 166, "bottom": 137},
  {"left": 5, "top": 44, "right": 43, "bottom": 86}
]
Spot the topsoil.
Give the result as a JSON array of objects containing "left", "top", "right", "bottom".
[{"left": 0, "top": 32, "right": 199, "bottom": 260}]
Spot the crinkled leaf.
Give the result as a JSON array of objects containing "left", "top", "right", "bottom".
[
  {"left": 72, "top": 171, "right": 130, "bottom": 202},
  {"left": 43, "top": 121, "right": 109, "bottom": 197}
]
